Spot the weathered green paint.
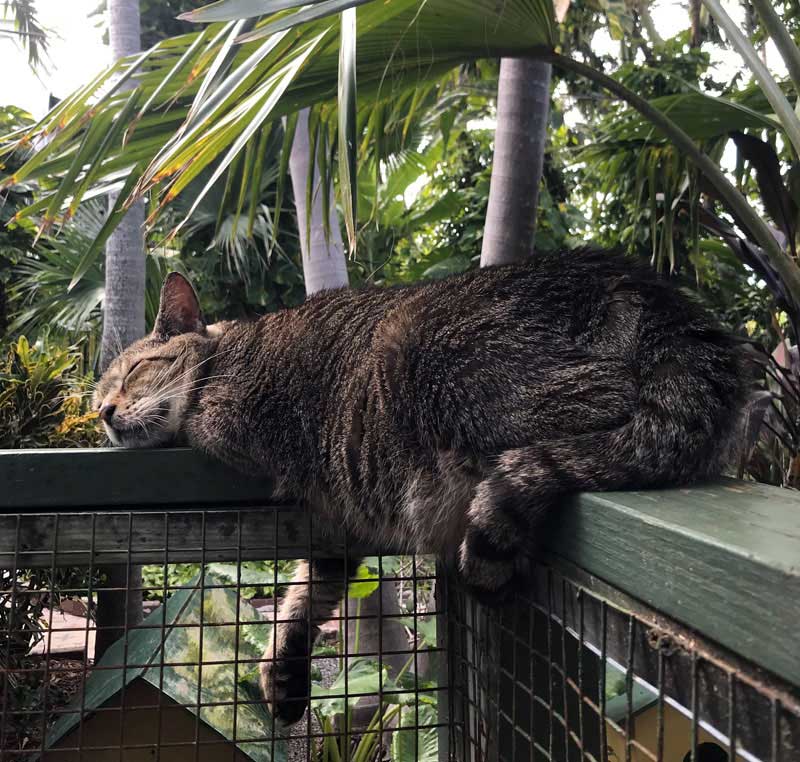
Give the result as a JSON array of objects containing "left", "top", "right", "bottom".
[
  {"left": 547, "top": 480, "right": 800, "bottom": 689},
  {"left": 0, "top": 448, "right": 272, "bottom": 509},
  {"left": 1, "top": 449, "right": 798, "bottom": 689}
]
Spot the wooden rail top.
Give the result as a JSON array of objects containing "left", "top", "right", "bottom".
[{"left": 1, "top": 447, "right": 799, "bottom": 688}]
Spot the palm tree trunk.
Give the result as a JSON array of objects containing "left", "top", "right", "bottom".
[
  {"left": 96, "top": 0, "right": 145, "bottom": 661},
  {"left": 288, "top": 109, "right": 406, "bottom": 728},
  {"left": 477, "top": 57, "right": 552, "bottom": 756},
  {"left": 480, "top": 58, "right": 552, "bottom": 267},
  {"left": 288, "top": 108, "right": 349, "bottom": 294},
  {"left": 100, "top": 0, "right": 147, "bottom": 369}
]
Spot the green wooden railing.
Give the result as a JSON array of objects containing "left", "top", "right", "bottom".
[
  {"left": 2, "top": 447, "right": 798, "bottom": 689},
  {"left": 1, "top": 447, "right": 799, "bottom": 761},
  {"left": 2, "top": 447, "right": 799, "bottom": 683}
]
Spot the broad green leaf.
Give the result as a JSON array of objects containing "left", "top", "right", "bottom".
[
  {"left": 347, "top": 563, "right": 379, "bottom": 599},
  {"left": 181, "top": 0, "right": 338, "bottom": 23},
  {"left": 311, "top": 657, "right": 386, "bottom": 718},
  {"left": 608, "top": 90, "right": 782, "bottom": 142},
  {"left": 236, "top": 0, "right": 375, "bottom": 44},
  {"left": 391, "top": 703, "right": 439, "bottom": 762}
]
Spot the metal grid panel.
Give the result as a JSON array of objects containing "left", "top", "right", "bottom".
[
  {"left": 446, "top": 560, "right": 800, "bottom": 762},
  {"left": 2, "top": 505, "right": 799, "bottom": 761},
  {"left": 0, "top": 507, "right": 445, "bottom": 761}
]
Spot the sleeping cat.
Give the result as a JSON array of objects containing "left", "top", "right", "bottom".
[{"left": 93, "top": 248, "right": 746, "bottom": 724}]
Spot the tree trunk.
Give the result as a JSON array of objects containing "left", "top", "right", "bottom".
[
  {"left": 100, "top": 0, "right": 147, "bottom": 369},
  {"left": 288, "top": 109, "right": 407, "bottom": 729},
  {"left": 96, "top": 0, "right": 145, "bottom": 661},
  {"left": 480, "top": 58, "right": 552, "bottom": 267},
  {"left": 288, "top": 108, "right": 349, "bottom": 294},
  {"left": 474, "top": 58, "right": 552, "bottom": 757}
]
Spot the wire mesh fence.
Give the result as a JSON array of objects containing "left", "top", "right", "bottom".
[
  {"left": 1, "top": 503, "right": 798, "bottom": 761},
  {"left": 0, "top": 507, "right": 444, "bottom": 761},
  {"left": 446, "top": 560, "right": 800, "bottom": 762}
]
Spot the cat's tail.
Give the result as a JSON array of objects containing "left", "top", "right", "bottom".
[{"left": 459, "top": 322, "right": 748, "bottom": 595}]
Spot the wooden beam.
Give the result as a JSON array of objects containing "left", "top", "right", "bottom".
[
  {"left": 0, "top": 448, "right": 272, "bottom": 509},
  {"left": 0, "top": 507, "right": 386, "bottom": 566}
]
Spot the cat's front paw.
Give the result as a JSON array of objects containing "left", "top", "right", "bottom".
[
  {"left": 458, "top": 524, "right": 528, "bottom": 603},
  {"left": 458, "top": 476, "right": 531, "bottom": 597},
  {"left": 260, "top": 625, "right": 311, "bottom": 726}
]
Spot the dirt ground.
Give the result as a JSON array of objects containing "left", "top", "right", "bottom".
[{"left": 0, "top": 656, "right": 85, "bottom": 756}]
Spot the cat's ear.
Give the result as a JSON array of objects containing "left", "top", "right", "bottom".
[{"left": 154, "top": 272, "right": 205, "bottom": 337}]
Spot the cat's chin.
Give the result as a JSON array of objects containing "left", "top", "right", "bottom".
[{"left": 104, "top": 422, "right": 176, "bottom": 449}]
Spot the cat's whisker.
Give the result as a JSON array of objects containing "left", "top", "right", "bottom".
[
  {"left": 150, "top": 374, "right": 235, "bottom": 403},
  {"left": 150, "top": 350, "right": 235, "bottom": 398},
  {"left": 143, "top": 364, "right": 172, "bottom": 396}
]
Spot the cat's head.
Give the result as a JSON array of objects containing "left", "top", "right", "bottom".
[{"left": 93, "top": 272, "right": 213, "bottom": 448}]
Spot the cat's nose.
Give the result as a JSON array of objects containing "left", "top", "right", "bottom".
[{"left": 99, "top": 403, "right": 117, "bottom": 424}]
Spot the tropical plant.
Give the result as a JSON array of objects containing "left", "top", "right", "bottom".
[
  {"left": 306, "top": 560, "right": 438, "bottom": 762},
  {"left": 1, "top": 0, "right": 48, "bottom": 70},
  {"left": 0, "top": 105, "right": 36, "bottom": 336},
  {"left": 0, "top": 335, "right": 101, "bottom": 448},
  {"left": 0, "top": 0, "right": 560, "bottom": 280},
  {"left": 5, "top": 200, "right": 173, "bottom": 367}
]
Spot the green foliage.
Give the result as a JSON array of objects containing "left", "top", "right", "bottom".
[
  {"left": 390, "top": 703, "right": 439, "bottom": 762},
  {"left": 365, "top": 124, "right": 582, "bottom": 286},
  {"left": 0, "top": 335, "right": 102, "bottom": 449},
  {"left": 308, "top": 555, "right": 439, "bottom": 762},
  {"left": 0, "top": 106, "right": 36, "bottom": 336},
  {"left": 1, "top": 0, "right": 49, "bottom": 70},
  {"left": 166, "top": 129, "right": 310, "bottom": 319},
  {"left": 2, "top": 0, "right": 558, "bottom": 270},
  {"left": 140, "top": 560, "right": 296, "bottom": 602},
  {"left": 6, "top": 201, "right": 169, "bottom": 349}
]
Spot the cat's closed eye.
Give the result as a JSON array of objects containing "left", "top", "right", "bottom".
[{"left": 125, "top": 356, "right": 177, "bottom": 383}]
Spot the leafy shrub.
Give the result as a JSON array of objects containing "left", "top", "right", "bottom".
[
  {"left": 140, "top": 560, "right": 296, "bottom": 602},
  {"left": 0, "top": 336, "right": 102, "bottom": 449}
]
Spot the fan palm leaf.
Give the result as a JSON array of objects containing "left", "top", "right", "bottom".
[{"left": 1, "top": 0, "right": 558, "bottom": 282}]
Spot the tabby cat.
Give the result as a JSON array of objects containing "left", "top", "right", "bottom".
[{"left": 94, "top": 249, "right": 746, "bottom": 724}]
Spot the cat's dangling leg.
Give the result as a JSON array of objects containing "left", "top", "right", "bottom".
[
  {"left": 261, "top": 557, "right": 361, "bottom": 724},
  {"left": 457, "top": 458, "right": 549, "bottom": 599},
  {"left": 458, "top": 434, "right": 629, "bottom": 598}
]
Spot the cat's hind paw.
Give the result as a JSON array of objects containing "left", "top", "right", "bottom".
[{"left": 260, "top": 626, "right": 311, "bottom": 726}]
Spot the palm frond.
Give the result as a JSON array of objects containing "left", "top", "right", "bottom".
[
  {"left": 1, "top": 0, "right": 558, "bottom": 283},
  {"left": 1, "top": 0, "right": 49, "bottom": 70}
]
